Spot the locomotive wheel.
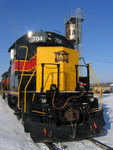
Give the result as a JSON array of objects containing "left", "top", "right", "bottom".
[
  {"left": 22, "top": 108, "right": 25, "bottom": 124},
  {"left": 8, "top": 96, "right": 17, "bottom": 110},
  {"left": 21, "top": 97, "right": 27, "bottom": 124},
  {"left": 2, "top": 92, "right": 5, "bottom": 99}
]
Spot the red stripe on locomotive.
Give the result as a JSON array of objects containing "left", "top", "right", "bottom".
[{"left": 11, "top": 55, "right": 36, "bottom": 74}]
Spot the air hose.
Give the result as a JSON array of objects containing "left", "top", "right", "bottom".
[{"left": 52, "top": 84, "right": 85, "bottom": 110}]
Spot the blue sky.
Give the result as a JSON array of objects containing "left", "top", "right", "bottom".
[{"left": 0, "top": 0, "right": 113, "bottom": 83}]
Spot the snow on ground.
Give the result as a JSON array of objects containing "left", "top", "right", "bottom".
[
  {"left": 0, "top": 95, "right": 49, "bottom": 150},
  {"left": 94, "top": 93, "right": 113, "bottom": 147},
  {"left": 0, "top": 94, "right": 113, "bottom": 150},
  {"left": 54, "top": 139, "right": 104, "bottom": 150}
]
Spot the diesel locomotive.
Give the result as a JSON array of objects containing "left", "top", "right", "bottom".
[{"left": 1, "top": 31, "right": 105, "bottom": 142}]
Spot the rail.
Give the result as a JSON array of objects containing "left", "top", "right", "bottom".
[
  {"left": 45, "top": 143, "right": 56, "bottom": 150},
  {"left": 89, "top": 64, "right": 102, "bottom": 110},
  {"left": 88, "top": 138, "right": 113, "bottom": 150}
]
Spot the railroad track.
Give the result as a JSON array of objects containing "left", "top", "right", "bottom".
[
  {"left": 45, "top": 143, "right": 56, "bottom": 150},
  {"left": 88, "top": 138, "right": 113, "bottom": 150},
  {"left": 45, "top": 139, "right": 113, "bottom": 150},
  {"left": 45, "top": 142, "right": 67, "bottom": 150}
]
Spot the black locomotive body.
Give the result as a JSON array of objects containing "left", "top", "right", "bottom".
[{"left": 1, "top": 31, "right": 105, "bottom": 142}]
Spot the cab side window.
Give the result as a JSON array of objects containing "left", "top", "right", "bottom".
[
  {"left": 19, "top": 47, "right": 27, "bottom": 60},
  {"left": 17, "top": 47, "right": 27, "bottom": 60}
]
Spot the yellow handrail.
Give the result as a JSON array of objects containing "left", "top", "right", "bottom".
[
  {"left": 32, "top": 93, "right": 35, "bottom": 102},
  {"left": 89, "top": 64, "right": 96, "bottom": 98},
  {"left": 89, "top": 64, "right": 102, "bottom": 110},
  {"left": 24, "top": 63, "right": 57, "bottom": 113},
  {"left": 18, "top": 46, "right": 28, "bottom": 110},
  {"left": 24, "top": 66, "right": 38, "bottom": 112},
  {"left": 24, "top": 63, "right": 42, "bottom": 112}
]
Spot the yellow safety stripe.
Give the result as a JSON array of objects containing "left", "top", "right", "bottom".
[
  {"left": 4, "top": 91, "right": 18, "bottom": 96},
  {"left": 32, "top": 110, "right": 46, "bottom": 115}
]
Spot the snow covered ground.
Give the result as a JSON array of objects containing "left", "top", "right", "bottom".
[
  {"left": 0, "top": 95, "right": 49, "bottom": 150},
  {"left": 0, "top": 94, "right": 113, "bottom": 150},
  {"left": 94, "top": 94, "right": 113, "bottom": 147}
]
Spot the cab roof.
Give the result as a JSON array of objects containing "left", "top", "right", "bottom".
[{"left": 8, "top": 31, "right": 74, "bottom": 52}]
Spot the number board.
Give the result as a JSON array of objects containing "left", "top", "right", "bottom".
[{"left": 28, "top": 31, "right": 74, "bottom": 49}]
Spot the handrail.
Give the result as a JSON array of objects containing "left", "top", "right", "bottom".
[
  {"left": 18, "top": 46, "right": 28, "bottom": 110},
  {"left": 32, "top": 93, "right": 35, "bottom": 102},
  {"left": 89, "top": 64, "right": 102, "bottom": 110},
  {"left": 89, "top": 65, "right": 96, "bottom": 98},
  {"left": 24, "top": 65, "right": 39, "bottom": 112},
  {"left": 24, "top": 63, "right": 60, "bottom": 113}
]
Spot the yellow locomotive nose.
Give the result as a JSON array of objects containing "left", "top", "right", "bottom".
[{"left": 36, "top": 46, "right": 79, "bottom": 92}]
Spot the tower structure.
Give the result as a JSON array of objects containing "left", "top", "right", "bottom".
[{"left": 64, "top": 8, "right": 85, "bottom": 76}]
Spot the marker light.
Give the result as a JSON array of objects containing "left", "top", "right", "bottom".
[
  {"left": 11, "top": 49, "right": 14, "bottom": 60},
  {"left": 28, "top": 31, "right": 32, "bottom": 38}
]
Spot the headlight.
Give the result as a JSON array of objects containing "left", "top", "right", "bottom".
[
  {"left": 41, "top": 98, "right": 47, "bottom": 103},
  {"left": 90, "top": 97, "right": 94, "bottom": 102},
  {"left": 28, "top": 31, "right": 32, "bottom": 38}
]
